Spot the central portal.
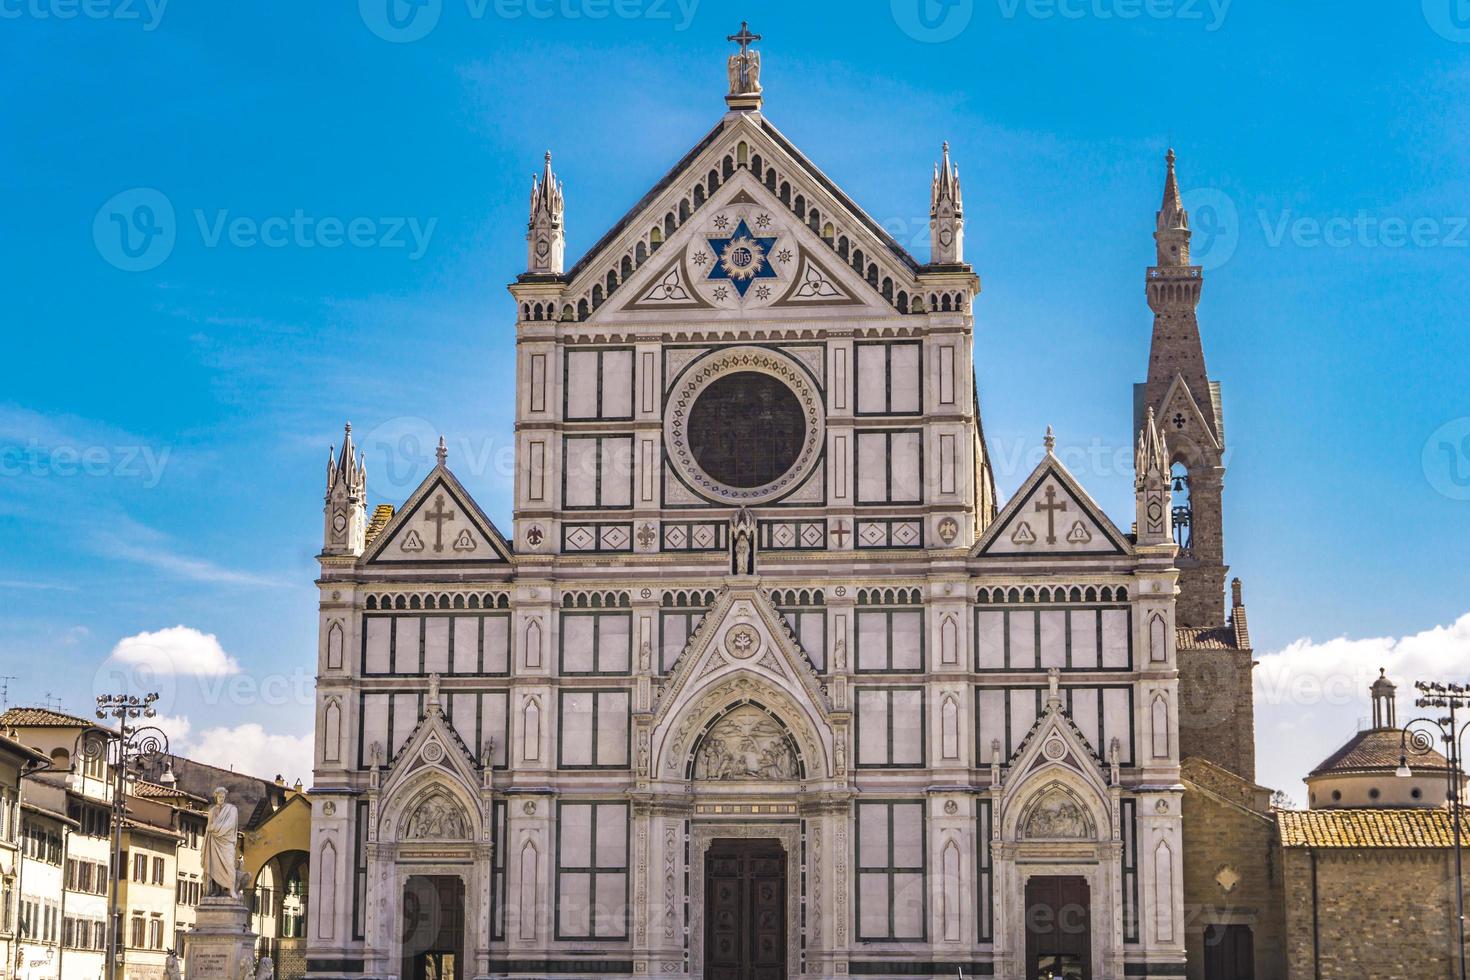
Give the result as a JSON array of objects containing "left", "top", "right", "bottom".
[
  {"left": 704, "top": 839, "right": 786, "bottom": 980},
  {"left": 1025, "top": 875, "right": 1092, "bottom": 980}
]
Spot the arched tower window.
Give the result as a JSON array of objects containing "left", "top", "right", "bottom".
[{"left": 1170, "top": 462, "right": 1193, "bottom": 553}]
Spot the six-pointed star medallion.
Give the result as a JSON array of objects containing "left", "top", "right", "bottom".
[{"left": 705, "top": 218, "right": 779, "bottom": 297}]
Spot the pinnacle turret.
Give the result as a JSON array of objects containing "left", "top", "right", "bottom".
[
  {"left": 1154, "top": 149, "right": 1192, "bottom": 267},
  {"left": 323, "top": 421, "right": 367, "bottom": 557},
  {"left": 929, "top": 141, "right": 965, "bottom": 264},
  {"left": 526, "top": 151, "right": 566, "bottom": 275}
]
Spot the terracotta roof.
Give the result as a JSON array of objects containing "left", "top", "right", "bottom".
[
  {"left": 0, "top": 732, "right": 49, "bottom": 766},
  {"left": 364, "top": 504, "right": 395, "bottom": 545},
  {"left": 1278, "top": 808, "right": 1458, "bottom": 848},
  {"left": 1309, "top": 727, "right": 1450, "bottom": 777},
  {"left": 131, "top": 779, "right": 209, "bottom": 805},
  {"left": 1, "top": 707, "right": 102, "bottom": 729},
  {"left": 1176, "top": 626, "right": 1238, "bottom": 650}
]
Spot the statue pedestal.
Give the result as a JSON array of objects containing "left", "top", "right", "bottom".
[{"left": 184, "top": 898, "right": 257, "bottom": 980}]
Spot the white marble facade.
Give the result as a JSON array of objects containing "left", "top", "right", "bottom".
[{"left": 306, "top": 45, "right": 1187, "bottom": 980}]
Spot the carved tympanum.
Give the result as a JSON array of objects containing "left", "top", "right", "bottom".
[
  {"left": 1021, "top": 787, "right": 1093, "bottom": 840},
  {"left": 403, "top": 791, "right": 469, "bottom": 841},
  {"left": 693, "top": 705, "right": 798, "bottom": 781}
]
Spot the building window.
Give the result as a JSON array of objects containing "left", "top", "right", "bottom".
[
  {"left": 557, "top": 690, "right": 631, "bottom": 769},
  {"left": 559, "top": 611, "right": 632, "bottom": 675},
  {"left": 130, "top": 914, "right": 146, "bottom": 949},
  {"left": 491, "top": 800, "right": 507, "bottom": 941},
  {"left": 855, "top": 430, "right": 923, "bottom": 504},
  {"left": 854, "top": 341, "right": 922, "bottom": 416},
  {"left": 855, "top": 688, "right": 925, "bottom": 768},
  {"left": 855, "top": 599, "right": 924, "bottom": 673},
  {"left": 772, "top": 590, "right": 827, "bottom": 672},
  {"left": 152, "top": 856, "right": 166, "bottom": 885},
  {"left": 561, "top": 435, "right": 634, "bottom": 509},
  {"left": 564, "top": 348, "right": 635, "bottom": 420},
  {"left": 855, "top": 801, "right": 926, "bottom": 941},
  {"left": 134, "top": 853, "right": 148, "bottom": 883},
  {"left": 148, "top": 915, "right": 164, "bottom": 950},
  {"left": 555, "top": 802, "right": 628, "bottom": 940}
]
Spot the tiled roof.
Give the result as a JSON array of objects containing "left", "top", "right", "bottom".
[
  {"left": 1176, "top": 626, "right": 1238, "bottom": 650},
  {"left": 1309, "top": 728, "right": 1450, "bottom": 777},
  {"left": 1278, "top": 808, "right": 1458, "bottom": 848},
  {"left": 0, "top": 706, "right": 101, "bottom": 729},
  {"left": 131, "top": 779, "right": 209, "bottom": 805},
  {"left": 364, "top": 504, "right": 396, "bottom": 545}
]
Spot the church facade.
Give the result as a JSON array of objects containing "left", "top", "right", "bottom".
[{"left": 306, "top": 33, "right": 1252, "bottom": 980}]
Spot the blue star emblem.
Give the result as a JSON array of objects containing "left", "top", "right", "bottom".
[{"left": 705, "top": 219, "right": 779, "bottom": 297}]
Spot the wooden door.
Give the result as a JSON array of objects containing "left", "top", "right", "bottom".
[
  {"left": 402, "top": 875, "right": 465, "bottom": 980},
  {"left": 1024, "top": 875, "right": 1091, "bottom": 980},
  {"left": 1204, "top": 924, "right": 1255, "bottom": 980},
  {"left": 705, "top": 839, "right": 786, "bottom": 980}
]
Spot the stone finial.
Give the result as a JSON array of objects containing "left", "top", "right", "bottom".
[
  {"left": 725, "top": 21, "right": 763, "bottom": 110},
  {"left": 1044, "top": 426, "right": 1056, "bottom": 454},
  {"left": 1154, "top": 147, "right": 1192, "bottom": 266},
  {"left": 929, "top": 141, "right": 965, "bottom": 264},
  {"left": 436, "top": 435, "right": 448, "bottom": 466},
  {"left": 526, "top": 151, "right": 566, "bottom": 274}
]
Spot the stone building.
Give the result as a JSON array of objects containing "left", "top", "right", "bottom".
[{"left": 299, "top": 30, "right": 1284, "bottom": 980}]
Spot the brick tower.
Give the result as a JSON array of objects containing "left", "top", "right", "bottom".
[{"left": 1138, "top": 151, "right": 1256, "bottom": 779}]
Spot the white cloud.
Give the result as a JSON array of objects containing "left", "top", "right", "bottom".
[
  {"left": 1254, "top": 612, "right": 1470, "bottom": 797},
  {"left": 110, "top": 625, "right": 241, "bottom": 678},
  {"left": 152, "top": 715, "right": 312, "bottom": 786}
]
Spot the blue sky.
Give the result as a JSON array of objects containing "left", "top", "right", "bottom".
[{"left": 3, "top": 1, "right": 1469, "bottom": 793}]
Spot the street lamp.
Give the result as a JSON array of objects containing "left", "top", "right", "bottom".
[
  {"left": 1398, "top": 680, "right": 1470, "bottom": 980},
  {"left": 91, "top": 693, "right": 173, "bottom": 980}
]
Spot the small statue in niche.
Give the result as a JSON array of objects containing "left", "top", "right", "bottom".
[{"left": 730, "top": 507, "right": 756, "bottom": 576}]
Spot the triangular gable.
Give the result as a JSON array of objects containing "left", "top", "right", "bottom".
[
  {"left": 998, "top": 673, "right": 1114, "bottom": 834},
  {"left": 363, "top": 464, "right": 512, "bottom": 566},
  {"left": 379, "top": 694, "right": 484, "bottom": 804},
  {"left": 651, "top": 587, "right": 831, "bottom": 730},
  {"left": 596, "top": 169, "right": 892, "bottom": 321},
  {"left": 973, "top": 452, "right": 1131, "bottom": 558},
  {"left": 1157, "top": 373, "right": 1223, "bottom": 454},
  {"left": 560, "top": 111, "right": 929, "bottom": 320}
]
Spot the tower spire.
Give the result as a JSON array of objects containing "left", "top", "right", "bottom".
[
  {"left": 1137, "top": 148, "right": 1226, "bottom": 627},
  {"left": 323, "top": 421, "right": 367, "bottom": 557},
  {"left": 526, "top": 151, "right": 566, "bottom": 276},
  {"left": 1155, "top": 148, "right": 1191, "bottom": 266},
  {"left": 929, "top": 141, "right": 965, "bottom": 264}
]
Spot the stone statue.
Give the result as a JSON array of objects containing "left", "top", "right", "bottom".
[
  {"left": 164, "top": 951, "right": 180, "bottom": 980},
  {"left": 1023, "top": 788, "right": 1091, "bottom": 840},
  {"left": 694, "top": 707, "right": 796, "bottom": 781},
  {"left": 727, "top": 50, "right": 761, "bottom": 95},
  {"left": 256, "top": 955, "right": 274, "bottom": 980},
  {"left": 203, "top": 787, "right": 241, "bottom": 899}
]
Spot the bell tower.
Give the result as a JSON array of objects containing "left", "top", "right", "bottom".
[{"left": 1138, "top": 150, "right": 1227, "bottom": 628}]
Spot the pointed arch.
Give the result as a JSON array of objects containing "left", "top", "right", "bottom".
[
  {"left": 326, "top": 621, "right": 343, "bottom": 670},
  {"left": 1153, "top": 839, "right": 1176, "bottom": 942},
  {"left": 316, "top": 838, "right": 338, "bottom": 940},
  {"left": 518, "top": 839, "right": 540, "bottom": 940},
  {"left": 522, "top": 696, "right": 542, "bottom": 762},
  {"left": 322, "top": 698, "right": 342, "bottom": 764},
  {"left": 941, "top": 696, "right": 960, "bottom": 760},
  {"left": 941, "top": 837, "right": 962, "bottom": 942},
  {"left": 525, "top": 619, "right": 543, "bottom": 669},
  {"left": 1149, "top": 613, "right": 1168, "bottom": 663},
  {"left": 1151, "top": 694, "right": 1171, "bottom": 759}
]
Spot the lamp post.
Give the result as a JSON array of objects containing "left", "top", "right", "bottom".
[
  {"left": 91, "top": 693, "right": 173, "bottom": 980},
  {"left": 1398, "top": 680, "right": 1470, "bottom": 980}
]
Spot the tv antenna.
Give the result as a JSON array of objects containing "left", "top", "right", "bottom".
[{"left": 0, "top": 676, "right": 15, "bottom": 708}]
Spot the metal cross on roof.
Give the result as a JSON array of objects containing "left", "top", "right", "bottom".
[{"left": 727, "top": 21, "right": 761, "bottom": 57}]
